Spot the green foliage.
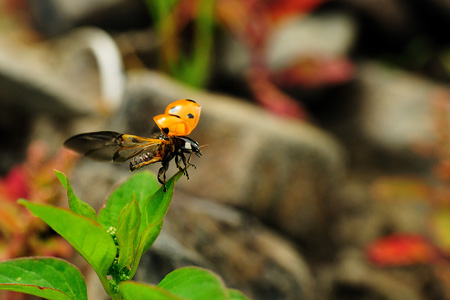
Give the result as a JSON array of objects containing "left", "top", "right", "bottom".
[
  {"left": 0, "top": 257, "right": 87, "bottom": 300},
  {"left": 116, "top": 199, "right": 140, "bottom": 272},
  {"left": 157, "top": 267, "right": 228, "bottom": 300},
  {"left": 0, "top": 145, "right": 75, "bottom": 262},
  {"left": 18, "top": 199, "right": 117, "bottom": 295},
  {"left": 0, "top": 170, "right": 250, "bottom": 300},
  {"left": 120, "top": 281, "right": 184, "bottom": 300},
  {"left": 55, "top": 170, "right": 97, "bottom": 221},
  {"left": 228, "top": 289, "right": 251, "bottom": 300},
  {"left": 145, "top": 0, "right": 215, "bottom": 87},
  {"left": 120, "top": 267, "right": 245, "bottom": 300},
  {"left": 97, "top": 171, "right": 159, "bottom": 229}
]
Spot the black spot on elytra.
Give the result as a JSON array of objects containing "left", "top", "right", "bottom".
[
  {"left": 187, "top": 113, "right": 194, "bottom": 119},
  {"left": 162, "top": 128, "right": 169, "bottom": 134},
  {"left": 186, "top": 99, "right": 196, "bottom": 103}
]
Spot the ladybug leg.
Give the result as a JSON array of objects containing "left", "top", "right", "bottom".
[
  {"left": 175, "top": 154, "right": 183, "bottom": 171},
  {"left": 176, "top": 153, "right": 190, "bottom": 179},
  {"left": 176, "top": 152, "right": 187, "bottom": 168},
  {"left": 158, "top": 164, "right": 169, "bottom": 192},
  {"left": 186, "top": 152, "right": 196, "bottom": 169}
]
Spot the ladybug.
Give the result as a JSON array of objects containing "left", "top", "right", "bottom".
[{"left": 64, "top": 99, "right": 202, "bottom": 191}]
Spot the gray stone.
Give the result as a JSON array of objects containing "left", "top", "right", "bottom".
[
  {"left": 0, "top": 35, "right": 99, "bottom": 171},
  {"left": 332, "top": 176, "right": 430, "bottom": 251},
  {"left": 0, "top": 26, "right": 126, "bottom": 119},
  {"left": 266, "top": 12, "right": 357, "bottom": 70},
  {"left": 0, "top": 40, "right": 88, "bottom": 118},
  {"left": 69, "top": 163, "right": 317, "bottom": 299},
  {"left": 135, "top": 230, "right": 214, "bottom": 285},
  {"left": 220, "top": 11, "right": 357, "bottom": 76},
  {"left": 68, "top": 163, "right": 316, "bottom": 299},
  {"left": 356, "top": 62, "right": 449, "bottom": 154},
  {"left": 27, "top": 0, "right": 144, "bottom": 36},
  {"left": 319, "top": 248, "right": 445, "bottom": 300},
  {"left": 340, "top": 0, "right": 411, "bottom": 36},
  {"left": 137, "top": 194, "right": 316, "bottom": 300},
  {"left": 114, "top": 70, "right": 346, "bottom": 242},
  {"left": 428, "top": 0, "right": 450, "bottom": 15}
]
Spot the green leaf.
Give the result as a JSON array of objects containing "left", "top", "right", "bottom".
[
  {"left": 0, "top": 257, "right": 87, "bottom": 300},
  {"left": 145, "top": 0, "right": 214, "bottom": 87},
  {"left": 116, "top": 199, "right": 141, "bottom": 272},
  {"left": 130, "top": 221, "right": 163, "bottom": 277},
  {"left": 120, "top": 282, "right": 186, "bottom": 300},
  {"left": 55, "top": 170, "right": 97, "bottom": 221},
  {"left": 129, "top": 173, "right": 181, "bottom": 277},
  {"left": 140, "top": 172, "right": 181, "bottom": 231},
  {"left": 180, "top": 0, "right": 214, "bottom": 87},
  {"left": 229, "top": 289, "right": 250, "bottom": 300},
  {"left": 98, "top": 171, "right": 159, "bottom": 229},
  {"left": 158, "top": 267, "right": 229, "bottom": 300},
  {"left": 18, "top": 200, "right": 117, "bottom": 294}
]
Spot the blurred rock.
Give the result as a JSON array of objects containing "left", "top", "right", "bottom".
[
  {"left": 352, "top": 62, "right": 449, "bottom": 167},
  {"left": 27, "top": 0, "right": 147, "bottom": 36},
  {"left": 68, "top": 147, "right": 317, "bottom": 300},
  {"left": 112, "top": 70, "right": 346, "bottom": 245},
  {"left": 427, "top": 0, "right": 450, "bottom": 17},
  {"left": 267, "top": 12, "right": 357, "bottom": 70},
  {"left": 332, "top": 175, "right": 430, "bottom": 252},
  {"left": 0, "top": 41, "right": 89, "bottom": 119},
  {"left": 66, "top": 162, "right": 130, "bottom": 211},
  {"left": 219, "top": 11, "right": 357, "bottom": 76},
  {"left": 357, "top": 63, "right": 433, "bottom": 150},
  {"left": 0, "top": 25, "right": 126, "bottom": 119},
  {"left": 322, "top": 61, "right": 450, "bottom": 173},
  {"left": 0, "top": 35, "right": 103, "bottom": 172},
  {"left": 341, "top": 0, "right": 450, "bottom": 51},
  {"left": 331, "top": 178, "right": 384, "bottom": 249},
  {"left": 340, "top": 0, "right": 412, "bottom": 39},
  {"left": 136, "top": 194, "right": 316, "bottom": 300},
  {"left": 318, "top": 249, "right": 446, "bottom": 300}
]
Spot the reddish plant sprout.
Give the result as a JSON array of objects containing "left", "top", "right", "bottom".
[
  {"left": 218, "top": 0, "right": 309, "bottom": 118},
  {"left": 367, "top": 234, "right": 438, "bottom": 266},
  {"left": 0, "top": 167, "right": 28, "bottom": 202},
  {"left": 150, "top": 0, "right": 351, "bottom": 119},
  {"left": 267, "top": 0, "right": 327, "bottom": 23},
  {"left": 217, "top": 0, "right": 354, "bottom": 119},
  {"left": 272, "top": 55, "right": 354, "bottom": 89},
  {"left": 248, "top": 65, "right": 308, "bottom": 117},
  {"left": 0, "top": 141, "right": 77, "bottom": 262},
  {"left": 3, "top": 0, "right": 28, "bottom": 13},
  {"left": 0, "top": 141, "right": 76, "bottom": 300}
]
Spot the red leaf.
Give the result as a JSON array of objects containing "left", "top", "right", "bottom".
[
  {"left": 0, "top": 167, "right": 29, "bottom": 201},
  {"left": 366, "top": 234, "right": 437, "bottom": 266},
  {"left": 272, "top": 56, "right": 354, "bottom": 88},
  {"left": 267, "top": 0, "right": 327, "bottom": 23},
  {"left": 248, "top": 66, "right": 308, "bottom": 119}
]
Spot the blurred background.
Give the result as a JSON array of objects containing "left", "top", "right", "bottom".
[{"left": 1, "top": 0, "right": 450, "bottom": 299}]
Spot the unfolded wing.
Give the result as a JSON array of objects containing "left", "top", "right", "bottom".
[
  {"left": 113, "top": 133, "right": 164, "bottom": 163},
  {"left": 64, "top": 131, "right": 165, "bottom": 163}
]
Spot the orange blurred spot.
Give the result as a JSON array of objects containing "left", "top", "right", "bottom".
[{"left": 366, "top": 234, "right": 437, "bottom": 266}]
